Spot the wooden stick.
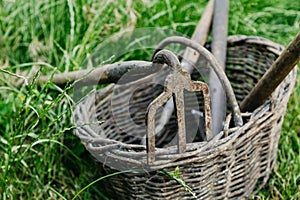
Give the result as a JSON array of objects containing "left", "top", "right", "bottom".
[
  {"left": 182, "top": 0, "right": 215, "bottom": 73},
  {"left": 36, "top": 61, "right": 159, "bottom": 86},
  {"left": 240, "top": 31, "right": 300, "bottom": 112},
  {"left": 208, "top": 0, "right": 229, "bottom": 136}
]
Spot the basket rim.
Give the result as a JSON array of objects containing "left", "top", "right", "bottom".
[{"left": 74, "top": 34, "right": 296, "bottom": 168}]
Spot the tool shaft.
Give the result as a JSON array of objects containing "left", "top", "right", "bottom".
[
  {"left": 209, "top": 0, "right": 229, "bottom": 136},
  {"left": 240, "top": 31, "right": 300, "bottom": 112}
]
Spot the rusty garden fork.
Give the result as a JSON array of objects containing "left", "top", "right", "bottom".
[{"left": 146, "top": 49, "right": 213, "bottom": 165}]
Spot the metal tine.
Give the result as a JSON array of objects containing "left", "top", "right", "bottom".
[
  {"left": 146, "top": 49, "right": 212, "bottom": 165},
  {"left": 145, "top": 0, "right": 214, "bottom": 144}
]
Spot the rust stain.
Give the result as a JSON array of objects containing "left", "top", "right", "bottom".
[{"left": 146, "top": 49, "right": 212, "bottom": 165}]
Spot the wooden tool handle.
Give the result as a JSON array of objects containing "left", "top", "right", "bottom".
[
  {"left": 182, "top": 0, "right": 214, "bottom": 73},
  {"left": 37, "top": 61, "right": 158, "bottom": 86},
  {"left": 240, "top": 31, "right": 300, "bottom": 112},
  {"left": 209, "top": 0, "right": 229, "bottom": 136}
]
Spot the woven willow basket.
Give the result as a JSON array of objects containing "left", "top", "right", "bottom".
[{"left": 74, "top": 35, "right": 297, "bottom": 199}]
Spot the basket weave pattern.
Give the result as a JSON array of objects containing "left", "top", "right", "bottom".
[{"left": 75, "top": 35, "right": 297, "bottom": 199}]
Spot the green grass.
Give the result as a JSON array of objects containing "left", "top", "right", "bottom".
[{"left": 0, "top": 0, "right": 299, "bottom": 199}]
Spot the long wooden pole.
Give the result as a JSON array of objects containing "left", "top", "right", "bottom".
[
  {"left": 240, "top": 31, "right": 300, "bottom": 112},
  {"left": 209, "top": 0, "right": 229, "bottom": 136},
  {"left": 182, "top": 0, "right": 215, "bottom": 73},
  {"left": 37, "top": 61, "right": 158, "bottom": 86}
]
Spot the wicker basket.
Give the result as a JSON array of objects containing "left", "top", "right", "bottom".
[{"left": 74, "top": 35, "right": 297, "bottom": 199}]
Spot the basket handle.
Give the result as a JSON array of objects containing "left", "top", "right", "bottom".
[{"left": 154, "top": 36, "right": 243, "bottom": 127}]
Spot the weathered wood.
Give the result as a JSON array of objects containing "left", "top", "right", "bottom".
[
  {"left": 240, "top": 31, "right": 300, "bottom": 112},
  {"left": 37, "top": 61, "right": 160, "bottom": 86},
  {"left": 182, "top": 0, "right": 214, "bottom": 72},
  {"left": 209, "top": 0, "right": 229, "bottom": 136}
]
